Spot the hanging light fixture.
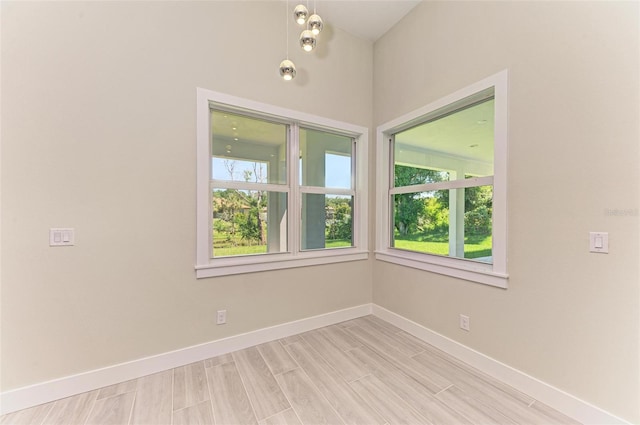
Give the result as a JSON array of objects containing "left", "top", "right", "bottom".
[
  {"left": 277, "top": 1, "right": 326, "bottom": 79},
  {"left": 279, "top": 0, "right": 296, "bottom": 80},
  {"left": 279, "top": 59, "right": 296, "bottom": 81},
  {"left": 299, "top": 29, "right": 317, "bottom": 52},
  {"left": 307, "top": 14, "right": 323, "bottom": 35},
  {"left": 293, "top": 4, "right": 308, "bottom": 25},
  {"left": 308, "top": 0, "right": 323, "bottom": 35}
]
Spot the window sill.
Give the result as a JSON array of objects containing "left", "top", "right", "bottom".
[
  {"left": 196, "top": 249, "right": 369, "bottom": 278},
  {"left": 375, "top": 250, "right": 508, "bottom": 288}
]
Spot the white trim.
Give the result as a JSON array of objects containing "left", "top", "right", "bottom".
[
  {"left": 375, "top": 127, "right": 392, "bottom": 263},
  {"left": 196, "top": 88, "right": 212, "bottom": 268},
  {"left": 354, "top": 133, "right": 368, "bottom": 252},
  {"left": 203, "top": 89, "right": 367, "bottom": 137},
  {"left": 375, "top": 251, "right": 507, "bottom": 288},
  {"left": 0, "top": 304, "right": 372, "bottom": 416},
  {"left": 196, "top": 250, "right": 368, "bottom": 278},
  {"left": 372, "top": 305, "right": 631, "bottom": 425},
  {"left": 196, "top": 88, "right": 369, "bottom": 278},
  {"left": 491, "top": 71, "right": 508, "bottom": 274},
  {"left": 375, "top": 70, "right": 508, "bottom": 287},
  {"left": 378, "top": 82, "right": 496, "bottom": 134}
]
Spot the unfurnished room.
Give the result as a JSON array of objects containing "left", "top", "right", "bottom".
[{"left": 1, "top": 1, "right": 638, "bottom": 424}]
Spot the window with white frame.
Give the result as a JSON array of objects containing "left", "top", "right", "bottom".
[
  {"left": 376, "top": 71, "right": 508, "bottom": 288},
  {"left": 196, "top": 89, "right": 368, "bottom": 278}
]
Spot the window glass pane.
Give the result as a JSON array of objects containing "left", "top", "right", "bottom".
[
  {"left": 300, "top": 128, "right": 352, "bottom": 189},
  {"left": 463, "top": 185, "right": 493, "bottom": 262},
  {"left": 212, "top": 189, "right": 287, "bottom": 257},
  {"left": 211, "top": 111, "right": 287, "bottom": 184},
  {"left": 392, "top": 186, "right": 492, "bottom": 263},
  {"left": 393, "top": 98, "right": 494, "bottom": 185},
  {"left": 301, "top": 194, "right": 353, "bottom": 250}
]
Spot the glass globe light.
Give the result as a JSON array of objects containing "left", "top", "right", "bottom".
[
  {"left": 299, "top": 30, "right": 317, "bottom": 52},
  {"left": 293, "top": 4, "right": 308, "bottom": 25},
  {"left": 308, "top": 14, "right": 323, "bottom": 35},
  {"left": 279, "top": 59, "right": 296, "bottom": 81}
]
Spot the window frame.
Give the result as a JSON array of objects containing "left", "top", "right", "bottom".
[
  {"left": 375, "top": 70, "right": 508, "bottom": 288},
  {"left": 196, "top": 88, "right": 368, "bottom": 278}
]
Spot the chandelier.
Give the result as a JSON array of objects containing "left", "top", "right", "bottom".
[{"left": 279, "top": 1, "right": 324, "bottom": 81}]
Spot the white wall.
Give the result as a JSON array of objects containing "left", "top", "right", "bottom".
[
  {"left": 373, "top": 1, "right": 639, "bottom": 422},
  {"left": 0, "top": 1, "right": 373, "bottom": 391}
]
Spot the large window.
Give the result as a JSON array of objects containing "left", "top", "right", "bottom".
[
  {"left": 376, "top": 71, "right": 508, "bottom": 288},
  {"left": 196, "top": 89, "right": 368, "bottom": 278}
]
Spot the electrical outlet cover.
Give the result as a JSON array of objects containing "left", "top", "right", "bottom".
[{"left": 460, "top": 314, "right": 470, "bottom": 331}]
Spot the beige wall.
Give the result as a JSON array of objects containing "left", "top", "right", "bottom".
[
  {"left": 0, "top": 1, "right": 373, "bottom": 390},
  {"left": 373, "top": 1, "right": 639, "bottom": 422},
  {"left": 2, "top": 1, "right": 639, "bottom": 422}
]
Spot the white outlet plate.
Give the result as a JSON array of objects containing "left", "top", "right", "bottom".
[
  {"left": 460, "top": 314, "right": 470, "bottom": 331},
  {"left": 216, "top": 310, "right": 227, "bottom": 325}
]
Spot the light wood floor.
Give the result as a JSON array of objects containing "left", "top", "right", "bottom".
[{"left": 1, "top": 315, "right": 581, "bottom": 425}]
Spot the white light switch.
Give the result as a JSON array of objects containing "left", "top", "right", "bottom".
[
  {"left": 594, "top": 236, "right": 603, "bottom": 249},
  {"left": 589, "top": 232, "right": 608, "bottom": 253},
  {"left": 50, "top": 228, "right": 75, "bottom": 246}
]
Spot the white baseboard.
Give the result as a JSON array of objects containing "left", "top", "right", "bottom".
[
  {"left": 372, "top": 304, "right": 631, "bottom": 425},
  {"left": 0, "top": 303, "right": 372, "bottom": 416},
  {"left": 2, "top": 303, "right": 630, "bottom": 424}
]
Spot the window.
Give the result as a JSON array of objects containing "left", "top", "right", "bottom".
[
  {"left": 376, "top": 71, "right": 508, "bottom": 288},
  {"left": 196, "top": 89, "right": 368, "bottom": 278},
  {"left": 210, "top": 111, "right": 288, "bottom": 258},
  {"left": 300, "top": 128, "right": 355, "bottom": 250}
]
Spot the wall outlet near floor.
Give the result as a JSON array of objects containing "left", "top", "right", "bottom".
[
  {"left": 460, "top": 314, "right": 470, "bottom": 331},
  {"left": 216, "top": 310, "right": 227, "bottom": 325}
]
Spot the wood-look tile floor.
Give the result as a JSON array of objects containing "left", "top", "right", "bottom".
[{"left": 0, "top": 315, "right": 581, "bottom": 425}]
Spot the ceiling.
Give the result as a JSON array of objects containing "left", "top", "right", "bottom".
[{"left": 302, "top": 0, "right": 422, "bottom": 41}]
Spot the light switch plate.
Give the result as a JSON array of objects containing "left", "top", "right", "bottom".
[
  {"left": 50, "top": 228, "right": 75, "bottom": 246},
  {"left": 589, "top": 232, "right": 608, "bottom": 253}
]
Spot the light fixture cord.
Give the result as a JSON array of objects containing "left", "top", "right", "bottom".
[{"left": 286, "top": 0, "right": 290, "bottom": 59}]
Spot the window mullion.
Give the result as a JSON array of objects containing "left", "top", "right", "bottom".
[
  {"left": 300, "top": 186, "right": 354, "bottom": 196},
  {"left": 390, "top": 176, "right": 494, "bottom": 195},
  {"left": 289, "top": 123, "right": 300, "bottom": 256},
  {"left": 210, "top": 180, "right": 289, "bottom": 193}
]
